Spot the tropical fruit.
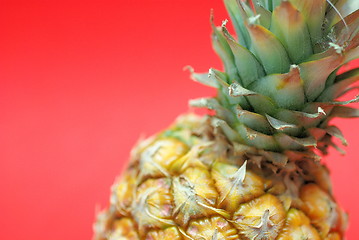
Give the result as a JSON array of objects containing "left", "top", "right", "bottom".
[{"left": 93, "top": 0, "right": 359, "bottom": 239}]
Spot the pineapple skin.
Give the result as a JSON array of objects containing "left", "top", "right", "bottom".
[{"left": 93, "top": 114, "right": 348, "bottom": 240}]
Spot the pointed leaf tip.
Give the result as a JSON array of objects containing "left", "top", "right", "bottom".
[
  {"left": 229, "top": 82, "right": 257, "bottom": 97},
  {"left": 211, "top": 13, "right": 239, "bottom": 83},
  {"left": 246, "top": 23, "right": 291, "bottom": 74},
  {"left": 223, "top": 0, "right": 251, "bottom": 48},
  {"left": 266, "top": 114, "right": 297, "bottom": 131},
  {"left": 270, "top": 1, "right": 313, "bottom": 63},
  {"left": 325, "top": 126, "right": 348, "bottom": 146},
  {"left": 222, "top": 26, "right": 265, "bottom": 87}
]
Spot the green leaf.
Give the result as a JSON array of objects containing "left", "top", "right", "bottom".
[
  {"left": 329, "top": 105, "right": 359, "bottom": 118},
  {"left": 222, "top": 26, "right": 265, "bottom": 87},
  {"left": 289, "top": 0, "right": 327, "bottom": 48},
  {"left": 305, "top": 98, "right": 359, "bottom": 128},
  {"left": 189, "top": 98, "right": 237, "bottom": 125},
  {"left": 229, "top": 82, "right": 277, "bottom": 114},
  {"left": 211, "top": 15, "right": 239, "bottom": 83},
  {"left": 237, "top": 109, "right": 273, "bottom": 134},
  {"left": 208, "top": 68, "right": 230, "bottom": 86},
  {"left": 189, "top": 97, "right": 220, "bottom": 110},
  {"left": 210, "top": 68, "right": 229, "bottom": 84},
  {"left": 299, "top": 54, "right": 344, "bottom": 101},
  {"left": 325, "top": 125, "right": 348, "bottom": 146},
  {"left": 275, "top": 133, "right": 317, "bottom": 150},
  {"left": 325, "top": 68, "right": 340, "bottom": 87},
  {"left": 328, "top": 141, "right": 346, "bottom": 155},
  {"left": 206, "top": 68, "right": 252, "bottom": 110},
  {"left": 308, "top": 126, "right": 348, "bottom": 148},
  {"left": 252, "top": 2, "right": 272, "bottom": 29},
  {"left": 274, "top": 107, "right": 326, "bottom": 128},
  {"left": 212, "top": 118, "right": 243, "bottom": 143},
  {"left": 188, "top": 68, "right": 218, "bottom": 88},
  {"left": 235, "top": 124, "right": 280, "bottom": 151},
  {"left": 223, "top": 0, "right": 251, "bottom": 48},
  {"left": 311, "top": 96, "right": 359, "bottom": 112},
  {"left": 270, "top": 1, "right": 313, "bottom": 63},
  {"left": 265, "top": 0, "right": 274, "bottom": 11},
  {"left": 206, "top": 68, "right": 251, "bottom": 110},
  {"left": 246, "top": 23, "right": 291, "bottom": 74},
  {"left": 265, "top": 114, "right": 301, "bottom": 136},
  {"left": 249, "top": 66, "right": 305, "bottom": 110},
  {"left": 304, "top": 48, "right": 336, "bottom": 61},
  {"left": 317, "top": 68, "right": 359, "bottom": 101}
]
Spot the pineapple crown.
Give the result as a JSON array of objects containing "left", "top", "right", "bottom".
[{"left": 190, "top": 0, "right": 359, "bottom": 158}]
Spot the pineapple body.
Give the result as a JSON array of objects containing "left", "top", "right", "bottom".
[{"left": 94, "top": 115, "right": 347, "bottom": 240}]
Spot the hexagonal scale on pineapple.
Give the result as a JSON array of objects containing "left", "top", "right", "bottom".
[
  {"left": 300, "top": 183, "right": 339, "bottom": 237},
  {"left": 138, "top": 138, "right": 189, "bottom": 181},
  {"left": 172, "top": 167, "right": 229, "bottom": 226},
  {"left": 169, "top": 142, "right": 216, "bottom": 174},
  {"left": 232, "top": 194, "right": 286, "bottom": 240},
  {"left": 211, "top": 161, "right": 265, "bottom": 212},
  {"left": 276, "top": 208, "right": 321, "bottom": 240},
  {"left": 145, "top": 227, "right": 183, "bottom": 240},
  {"left": 186, "top": 216, "right": 239, "bottom": 239},
  {"left": 131, "top": 178, "right": 175, "bottom": 233},
  {"left": 108, "top": 218, "right": 139, "bottom": 240},
  {"left": 112, "top": 168, "right": 137, "bottom": 215}
]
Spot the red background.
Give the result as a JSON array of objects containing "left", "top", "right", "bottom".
[{"left": 0, "top": 1, "right": 358, "bottom": 239}]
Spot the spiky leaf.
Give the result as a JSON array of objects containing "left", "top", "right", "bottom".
[
  {"left": 270, "top": 1, "right": 313, "bottom": 63},
  {"left": 249, "top": 66, "right": 305, "bottom": 110},
  {"left": 246, "top": 23, "right": 291, "bottom": 74}
]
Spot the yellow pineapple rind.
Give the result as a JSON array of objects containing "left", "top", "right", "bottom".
[{"left": 93, "top": 115, "right": 347, "bottom": 240}]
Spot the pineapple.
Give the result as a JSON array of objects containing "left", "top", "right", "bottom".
[{"left": 94, "top": 0, "right": 359, "bottom": 239}]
